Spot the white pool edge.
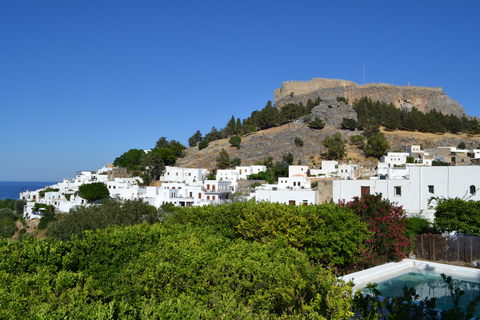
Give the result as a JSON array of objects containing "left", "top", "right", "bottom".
[{"left": 340, "top": 259, "right": 480, "bottom": 291}]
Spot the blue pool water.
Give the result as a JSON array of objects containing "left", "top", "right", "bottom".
[{"left": 365, "top": 271, "right": 480, "bottom": 316}]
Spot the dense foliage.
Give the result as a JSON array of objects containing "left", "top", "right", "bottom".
[
  {"left": 46, "top": 199, "right": 159, "bottom": 241},
  {"left": 353, "top": 97, "right": 480, "bottom": 134},
  {"left": 342, "top": 194, "right": 409, "bottom": 267},
  {"left": 163, "top": 202, "right": 369, "bottom": 274},
  {"left": 365, "top": 133, "right": 390, "bottom": 159},
  {"left": 433, "top": 197, "right": 480, "bottom": 236},
  {"left": 0, "top": 208, "right": 17, "bottom": 238},
  {"left": 78, "top": 182, "right": 110, "bottom": 203},
  {"left": 323, "top": 133, "right": 346, "bottom": 159},
  {"left": 1, "top": 222, "right": 354, "bottom": 319}
]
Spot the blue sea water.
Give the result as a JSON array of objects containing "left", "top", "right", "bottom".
[{"left": 0, "top": 181, "right": 57, "bottom": 200}]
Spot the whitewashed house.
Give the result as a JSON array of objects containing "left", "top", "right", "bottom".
[{"left": 333, "top": 166, "right": 480, "bottom": 221}]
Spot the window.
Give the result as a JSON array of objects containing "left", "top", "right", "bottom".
[
  {"left": 198, "top": 193, "right": 201, "bottom": 199},
  {"left": 394, "top": 186, "right": 401, "bottom": 196},
  {"left": 189, "top": 192, "right": 192, "bottom": 198},
  {"left": 207, "top": 196, "right": 210, "bottom": 200},
  {"left": 289, "top": 200, "right": 296, "bottom": 205},
  {"left": 303, "top": 200, "right": 308, "bottom": 206},
  {"left": 212, "top": 196, "right": 216, "bottom": 200},
  {"left": 470, "top": 185, "right": 476, "bottom": 195},
  {"left": 428, "top": 185, "right": 434, "bottom": 194}
]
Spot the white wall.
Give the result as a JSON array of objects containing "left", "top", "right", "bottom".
[{"left": 255, "top": 189, "right": 318, "bottom": 206}]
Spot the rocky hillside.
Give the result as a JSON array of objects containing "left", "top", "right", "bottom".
[
  {"left": 274, "top": 79, "right": 466, "bottom": 118},
  {"left": 176, "top": 122, "right": 480, "bottom": 170}
]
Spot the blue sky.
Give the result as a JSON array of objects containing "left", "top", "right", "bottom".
[{"left": 1, "top": 1, "right": 479, "bottom": 181}]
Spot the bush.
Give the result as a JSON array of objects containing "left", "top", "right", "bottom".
[
  {"left": 342, "top": 194, "right": 409, "bottom": 267},
  {"left": 294, "top": 137, "right": 304, "bottom": 147},
  {"left": 78, "top": 182, "right": 110, "bottom": 203},
  {"left": 433, "top": 197, "right": 480, "bottom": 236},
  {"left": 46, "top": 199, "right": 160, "bottom": 241},
  {"left": 228, "top": 135, "right": 241, "bottom": 149},
  {"left": 0, "top": 223, "right": 355, "bottom": 319},
  {"left": 307, "top": 118, "right": 325, "bottom": 129},
  {"left": 198, "top": 139, "right": 209, "bottom": 150},
  {"left": 164, "top": 202, "right": 369, "bottom": 273},
  {"left": 0, "top": 208, "right": 16, "bottom": 221},
  {"left": 0, "top": 217, "right": 17, "bottom": 238}
]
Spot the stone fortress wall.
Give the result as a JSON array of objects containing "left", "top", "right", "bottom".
[{"left": 274, "top": 77, "right": 443, "bottom": 102}]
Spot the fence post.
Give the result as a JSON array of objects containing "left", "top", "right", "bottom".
[
  {"left": 433, "top": 235, "right": 436, "bottom": 261},
  {"left": 458, "top": 238, "right": 460, "bottom": 265},
  {"left": 421, "top": 234, "right": 424, "bottom": 260},
  {"left": 471, "top": 237, "right": 473, "bottom": 266}
]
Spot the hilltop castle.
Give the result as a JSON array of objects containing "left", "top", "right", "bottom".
[{"left": 273, "top": 78, "right": 465, "bottom": 118}]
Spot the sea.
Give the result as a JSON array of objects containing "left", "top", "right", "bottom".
[{"left": 0, "top": 181, "right": 57, "bottom": 200}]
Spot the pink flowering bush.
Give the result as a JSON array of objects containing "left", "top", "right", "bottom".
[{"left": 342, "top": 193, "right": 409, "bottom": 267}]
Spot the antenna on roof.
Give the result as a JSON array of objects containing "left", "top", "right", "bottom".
[{"left": 363, "top": 64, "right": 365, "bottom": 85}]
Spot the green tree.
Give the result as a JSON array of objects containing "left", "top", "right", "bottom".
[
  {"left": 142, "top": 148, "right": 176, "bottom": 181},
  {"left": 323, "top": 133, "right": 346, "bottom": 159},
  {"left": 365, "top": 133, "right": 390, "bottom": 158},
  {"left": 226, "top": 115, "right": 236, "bottom": 136},
  {"left": 341, "top": 118, "right": 357, "bottom": 131},
  {"left": 294, "top": 137, "right": 304, "bottom": 147},
  {"left": 14, "top": 200, "right": 26, "bottom": 215},
  {"left": 457, "top": 141, "right": 466, "bottom": 150},
  {"left": 113, "top": 148, "right": 145, "bottom": 171},
  {"left": 433, "top": 198, "right": 480, "bottom": 236},
  {"left": 229, "top": 135, "right": 241, "bottom": 149},
  {"left": 78, "top": 182, "right": 110, "bottom": 203},
  {"left": 155, "top": 137, "right": 186, "bottom": 157},
  {"left": 216, "top": 148, "right": 231, "bottom": 169},
  {"left": 282, "top": 152, "right": 294, "bottom": 165},
  {"left": 308, "top": 118, "right": 325, "bottom": 130},
  {"left": 230, "top": 157, "right": 241, "bottom": 167},
  {"left": 188, "top": 130, "right": 203, "bottom": 147},
  {"left": 198, "top": 139, "right": 209, "bottom": 150}
]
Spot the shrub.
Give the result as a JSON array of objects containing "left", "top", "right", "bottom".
[
  {"left": 46, "top": 199, "right": 159, "bottom": 241},
  {"left": 0, "top": 223, "right": 354, "bottom": 319},
  {"left": 0, "top": 208, "right": 16, "bottom": 221},
  {"left": 164, "top": 202, "right": 369, "bottom": 273},
  {"left": 294, "top": 137, "right": 304, "bottom": 147},
  {"left": 78, "top": 182, "right": 110, "bottom": 203},
  {"left": 0, "top": 217, "right": 17, "bottom": 238},
  {"left": 307, "top": 118, "right": 325, "bottom": 130},
  {"left": 228, "top": 135, "right": 241, "bottom": 149},
  {"left": 342, "top": 193, "right": 409, "bottom": 267},
  {"left": 433, "top": 197, "right": 480, "bottom": 236},
  {"left": 198, "top": 139, "right": 209, "bottom": 150}
]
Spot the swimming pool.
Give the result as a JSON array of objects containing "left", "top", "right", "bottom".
[
  {"left": 364, "top": 270, "right": 480, "bottom": 315},
  {"left": 341, "top": 259, "right": 480, "bottom": 316}
]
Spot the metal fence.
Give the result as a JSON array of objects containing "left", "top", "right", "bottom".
[{"left": 411, "top": 234, "right": 480, "bottom": 267}]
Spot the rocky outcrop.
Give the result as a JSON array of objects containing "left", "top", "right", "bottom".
[
  {"left": 274, "top": 79, "right": 467, "bottom": 118},
  {"left": 310, "top": 97, "right": 357, "bottom": 128}
]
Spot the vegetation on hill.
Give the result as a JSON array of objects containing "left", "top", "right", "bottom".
[{"left": 353, "top": 97, "right": 480, "bottom": 134}]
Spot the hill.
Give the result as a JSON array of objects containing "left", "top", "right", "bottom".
[
  {"left": 176, "top": 121, "right": 480, "bottom": 170},
  {"left": 274, "top": 78, "right": 466, "bottom": 118}
]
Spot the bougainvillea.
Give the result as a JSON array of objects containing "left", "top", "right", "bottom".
[{"left": 341, "top": 193, "right": 409, "bottom": 267}]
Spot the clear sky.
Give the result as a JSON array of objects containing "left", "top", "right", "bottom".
[{"left": 1, "top": 0, "right": 479, "bottom": 181}]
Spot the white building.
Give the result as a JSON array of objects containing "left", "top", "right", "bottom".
[
  {"left": 160, "top": 166, "right": 207, "bottom": 184},
  {"left": 333, "top": 166, "right": 480, "bottom": 221},
  {"left": 236, "top": 165, "right": 267, "bottom": 180}
]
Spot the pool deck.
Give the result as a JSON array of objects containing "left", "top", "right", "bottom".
[{"left": 340, "top": 259, "right": 480, "bottom": 291}]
